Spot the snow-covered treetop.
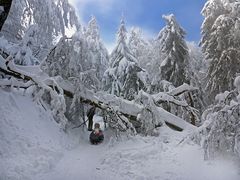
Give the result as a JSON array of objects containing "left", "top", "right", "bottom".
[
  {"left": 201, "top": 0, "right": 225, "bottom": 18},
  {"left": 128, "top": 27, "right": 149, "bottom": 56},
  {"left": 84, "top": 16, "right": 109, "bottom": 83},
  {"left": 86, "top": 15, "right": 100, "bottom": 42},
  {"left": 157, "top": 14, "right": 188, "bottom": 64},
  {"left": 117, "top": 18, "right": 128, "bottom": 44},
  {"left": 164, "top": 14, "right": 185, "bottom": 35},
  {"left": 157, "top": 14, "right": 186, "bottom": 43},
  {"left": 110, "top": 18, "right": 138, "bottom": 68}
]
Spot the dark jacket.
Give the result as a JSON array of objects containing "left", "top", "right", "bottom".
[{"left": 90, "top": 129, "right": 104, "bottom": 144}]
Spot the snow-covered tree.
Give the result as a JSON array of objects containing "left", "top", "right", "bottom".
[
  {"left": 14, "top": 24, "right": 39, "bottom": 65},
  {"left": 103, "top": 18, "right": 146, "bottom": 100},
  {"left": 85, "top": 16, "right": 100, "bottom": 42},
  {"left": 201, "top": 0, "right": 240, "bottom": 100},
  {"left": 41, "top": 28, "right": 107, "bottom": 123},
  {"left": 85, "top": 16, "right": 109, "bottom": 84},
  {"left": 157, "top": 14, "right": 191, "bottom": 88},
  {"left": 128, "top": 27, "right": 153, "bottom": 88},
  {"left": 41, "top": 30, "right": 102, "bottom": 90},
  {"left": 149, "top": 15, "right": 206, "bottom": 124},
  {"left": 199, "top": 76, "right": 240, "bottom": 159},
  {"left": 0, "top": 24, "right": 41, "bottom": 66},
  {"left": 1, "top": 0, "right": 80, "bottom": 62}
]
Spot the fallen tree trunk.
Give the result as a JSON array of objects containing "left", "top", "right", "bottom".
[{"left": 0, "top": 55, "right": 196, "bottom": 133}]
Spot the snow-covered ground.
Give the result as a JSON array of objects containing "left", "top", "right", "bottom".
[{"left": 1, "top": 89, "right": 240, "bottom": 180}]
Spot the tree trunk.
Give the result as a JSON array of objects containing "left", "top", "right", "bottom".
[
  {"left": 188, "top": 92, "right": 196, "bottom": 125},
  {"left": 0, "top": 0, "right": 13, "bottom": 31}
]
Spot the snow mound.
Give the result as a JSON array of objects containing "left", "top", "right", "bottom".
[
  {"left": 99, "top": 128, "right": 240, "bottom": 180},
  {"left": 0, "top": 89, "right": 78, "bottom": 180},
  {"left": 215, "top": 91, "right": 230, "bottom": 103}
]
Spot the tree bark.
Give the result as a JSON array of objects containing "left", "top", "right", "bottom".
[{"left": 0, "top": 0, "right": 13, "bottom": 31}]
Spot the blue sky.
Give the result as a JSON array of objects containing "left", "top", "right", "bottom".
[{"left": 69, "top": 0, "right": 206, "bottom": 51}]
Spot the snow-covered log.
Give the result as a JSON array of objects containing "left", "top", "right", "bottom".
[
  {"left": 0, "top": 55, "right": 136, "bottom": 134},
  {"left": 0, "top": 54, "right": 195, "bottom": 134},
  {"left": 153, "top": 92, "right": 189, "bottom": 107},
  {"left": 80, "top": 89, "right": 195, "bottom": 132},
  {"left": 168, "top": 83, "right": 198, "bottom": 96}
]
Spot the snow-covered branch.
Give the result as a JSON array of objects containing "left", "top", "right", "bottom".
[
  {"left": 0, "top": 55, "right": 68, "bottom": 130},
  {"left": 151, "top": 85, "right": 200, "bottom": 125},
  {"left": 0, "top": 77, "right": 34, "bottom": 89}
]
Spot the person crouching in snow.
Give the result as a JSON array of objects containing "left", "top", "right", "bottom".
[{"left": 90, "top": 123, "right": 104, "bottom": 145}]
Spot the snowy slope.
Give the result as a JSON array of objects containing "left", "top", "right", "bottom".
[
  {"left": 1, "top": 89, "right": 240, "bottom": 180},
  {"left": 99, "top": 128, "right": 240, "bottom": 180},
  {"left": 0, "top": 89, "right": 79, "bottom": 180}
]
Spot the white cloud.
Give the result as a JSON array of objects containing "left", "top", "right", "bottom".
[
  {"left": 69, "top": 0, "right": 114, "bottom": 25},
  {"left": 68, "top": 0, "right": 77, "bottom": 6}
]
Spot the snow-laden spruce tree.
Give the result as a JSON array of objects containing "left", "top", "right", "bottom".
[
  {"left": 149, "top": 15, "right": 206, "bottom": 124},
  {"left": 103, "top": 18, "right": 146, "bottom": 100},
  {"left": 1, "top": 0, "right": 80, "bottom": 62},
  {"left": 156, "top": 14, "right": 190, "bottom": 88},
  {"left": 85, "top": 16, "right": 109, "bottom": 83},
  {"left": 201, "top": 0, "right": 240, "bottom": 101},
  {"left": 199, "top": 76, "right": 240, "bottom": 159}
]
